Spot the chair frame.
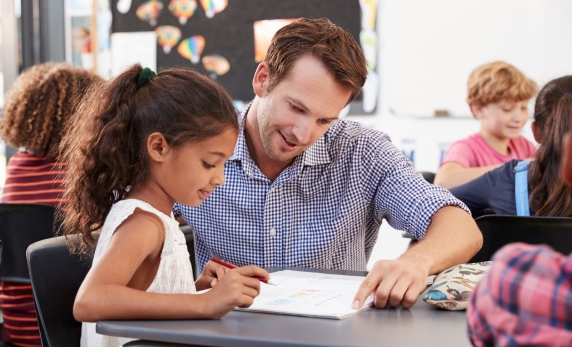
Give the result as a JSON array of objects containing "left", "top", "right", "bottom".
[
  {"left": 470, "top": 214, "right": 572, "bottom": 262},
  {"left": 27, "top": 236, "right": 93, "bottom": 347}
]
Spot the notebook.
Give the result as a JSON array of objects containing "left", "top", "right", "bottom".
[{"left": 235, "top": 270, "right": 375, "bottom": 319}]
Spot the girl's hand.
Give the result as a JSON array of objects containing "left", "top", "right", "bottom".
[
  {"left": 195, "top": 260, "right": 229, "bottom": 291},
  {"left": 202, "top": 265, "right": 269, "bottom": 319}
]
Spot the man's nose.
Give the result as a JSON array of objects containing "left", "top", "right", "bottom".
[{"left": 292, "top": 117, "right": 313, "bottom": 145}]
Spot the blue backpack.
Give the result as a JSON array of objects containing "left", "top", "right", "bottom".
[{"left": 514, "top": 160, "right": 532, "bottom": 216}]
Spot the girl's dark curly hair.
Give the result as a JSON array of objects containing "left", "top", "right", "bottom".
[
  {"left": 1, "top": 62, "right": 101, "bottom": 160},
  {"left": 59, "top": 64, "right": 238, "bottom": 255}
]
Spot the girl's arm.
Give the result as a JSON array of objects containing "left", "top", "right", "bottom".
[
  {"left": 434, "top": 162, "right": 503, "bottom": 189},
  {"left": 73, "top": 210, "right": 269, "bottom": 322}
]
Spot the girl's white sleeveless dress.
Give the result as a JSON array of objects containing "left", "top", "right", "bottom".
[{"left": 81, "top": 199, "right": 196, "bottom": 347}]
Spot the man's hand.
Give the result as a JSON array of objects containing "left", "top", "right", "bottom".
[
  {"left": 195, "top": 260, "right": 230, "bottom": 291},
  {"left": 352, "top": 257, "right": 429, "bottom": 310},
  {"left": 352, "top": 206, "right": 483, "bottom": 310}
]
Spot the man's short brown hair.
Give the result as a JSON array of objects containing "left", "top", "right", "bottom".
[
  {"left": 264, "top": 18, "right": 367, "bottom": 104},
  {"left": 467, "top": 61, "right": 537, "bottom": 107}
]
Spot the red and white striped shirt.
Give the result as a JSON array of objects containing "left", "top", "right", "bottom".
[
  {"left": 2, "top": 151, "right": 66, "bottom": 206},
  {"left": 0, "top": 150, "right": 67, "bottom": 347}
]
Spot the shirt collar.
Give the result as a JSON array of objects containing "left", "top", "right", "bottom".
[
  {"left": 228, "top": 101, "right": 331, "bottom": 167},
  {"left": 301, "top": 133, "right": 330, "bottom": 166}
]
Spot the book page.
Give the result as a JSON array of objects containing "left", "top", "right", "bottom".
[{"left": 236, "top": 270, "right": 374, "bottom": 319}]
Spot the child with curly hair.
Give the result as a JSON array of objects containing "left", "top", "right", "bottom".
[
  {"left": 59, "top": 64, "right": 268, "bottom": 347},
  {"left": 0, "top": 62, "right": 102, "bottom": 347}
]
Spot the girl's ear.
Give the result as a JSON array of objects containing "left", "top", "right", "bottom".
[
  {"left": 562, "top": 133, "right": 572, "bottom": 185},
  {"left": 252, "top": 62, "right": 270, "bottom": 97},
  {"left": 147, "top": 132, "right": 171, "bottom": 162},
  {"left": 531, "top": 121, "right": 542, "bottom": 143}
]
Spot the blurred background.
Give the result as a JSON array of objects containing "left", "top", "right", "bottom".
[{"left": 1, "top": 0, "right": 570, "bottom": 266}]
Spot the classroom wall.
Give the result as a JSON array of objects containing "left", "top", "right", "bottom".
[{"left": 355, "top": 0, "right": 572, "bottom": 173}]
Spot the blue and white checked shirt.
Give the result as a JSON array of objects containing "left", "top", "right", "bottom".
[{"left": 175, "top": 105, "right": 468, "bottom": 272}]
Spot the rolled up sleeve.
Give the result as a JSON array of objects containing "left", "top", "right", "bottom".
[{"left": 364, "top": 133, "right": 469, "bottom": 239}]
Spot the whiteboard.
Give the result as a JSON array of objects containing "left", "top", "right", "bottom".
[{"left": 380, "top": 0, "right": 572, "bottom": 117}]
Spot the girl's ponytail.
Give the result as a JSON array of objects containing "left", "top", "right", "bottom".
[
  {"left": 60, "top": 63, "right": 238, "bottom": 255},
  {"left": 60, "top": 64, "right": 148, "bottom": 254}
]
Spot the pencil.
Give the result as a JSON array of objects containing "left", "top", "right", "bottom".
[{"left": 210, "top": 257, "right": 276, "bottom": 285}]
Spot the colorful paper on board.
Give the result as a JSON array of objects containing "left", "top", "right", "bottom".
[
  {"left": 360, "top": 29, "right": 377, "bottom": 70},
  {"left": 359, "top": 0, "right": 378, "bottom": 30},
  {"left": 253, "top": 18, "right": 300, "bottom": 63},
  {"left": 202, "top": 54, "right": 230, "bottom": 78},
  {"left": 136, "top": 0, "right": 164, "bottom": 26},
  {"left": 178, "top": 35, "right": 206, "bottom": 63},
  {"left": 168, "top": 0, "right": 197, "bottom": 25},
  {"left": 199, "top": 0, "right": 228, "bottom": 18},
  {"left": 155, "top": 25, "right": 182, "bottom": 54}
]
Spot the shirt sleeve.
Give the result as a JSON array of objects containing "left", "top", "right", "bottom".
[
  {"left": 441, "top": 140, "right": 476, "bottom": 168},
  {"left": 467, "top": 243, "right": 572, "bottom": 346},
  {"left": 362, "top": 131, "right": 470, "bottom": 239}
]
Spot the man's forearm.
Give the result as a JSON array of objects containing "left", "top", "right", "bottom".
[{"left": 400, "top": 206, "right": 483, "bottom": 275}]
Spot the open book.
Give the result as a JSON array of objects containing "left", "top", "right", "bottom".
[{"left": 235, "top": 270, "right": 374, "bottom": 319}]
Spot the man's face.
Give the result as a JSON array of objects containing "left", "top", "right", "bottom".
[{"left": 254, "top": 55, "right": 352, "bottom": 162}]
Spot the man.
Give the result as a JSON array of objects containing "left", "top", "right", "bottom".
[{"left": 175, "top": 18, "right": 482, "bottom": 309}]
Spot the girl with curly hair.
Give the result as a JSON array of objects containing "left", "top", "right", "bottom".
[
  {"left": 59, "top": 64, "right": 268, "bottom": 347},
  {"left": 0, "top": 62, "right": 102, "bottom": 347}
]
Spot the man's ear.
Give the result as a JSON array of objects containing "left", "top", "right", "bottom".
[
  {"left": 252, "top": 62, "right": 270, "bottom": 97},
  {"left": 531, "top": 121, "right": 542, "bottom": 143},
  {"left": 147, "top": 132, "right": 171, "bottom": 163},
  {"left": 470, "top": 103, "right": 484, "bottom": 119}
]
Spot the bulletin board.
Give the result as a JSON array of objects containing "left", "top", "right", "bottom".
[{"left": 111, "top": 0, "right": 379, "bottom": 115}]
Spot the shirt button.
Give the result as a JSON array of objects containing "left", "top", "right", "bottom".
[{"left": 269, "top": 228, "right": 276, "bottom": 236}]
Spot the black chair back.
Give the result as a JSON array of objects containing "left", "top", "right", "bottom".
[
  {"left": 179, "top": 225, "right": 198, "bottom": 279},
  {"left": 470, "top": 215, "right": 572, "bottom": 262},
  {"left": 27, "top": 236, "right": 93, "bottom": 347},
  {"left": 0, "top": 203, "right": 57, "bottom": 283},
  {"left": 419, "top": 171, "right": 436, "bottom": 184}
]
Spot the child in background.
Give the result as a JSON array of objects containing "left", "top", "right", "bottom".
[
  {"left": 59, "top": 65, "right": 269, "bottom": 347},
  {"left": 0, "top": 62, "right": 101, "bottom": 347},
  {"left": 466, "top": 89, "right": 572, "bottom": 347},
  {"left": 450, "top": 76, "right": 572, "bottom": 217},
  {"left": 434, "top": 61, "right": 537, "bottom": 189}
]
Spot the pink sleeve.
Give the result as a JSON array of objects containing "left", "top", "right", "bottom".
[{"left": 440, "top": 141, "right": 476, "bottom": 168}]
